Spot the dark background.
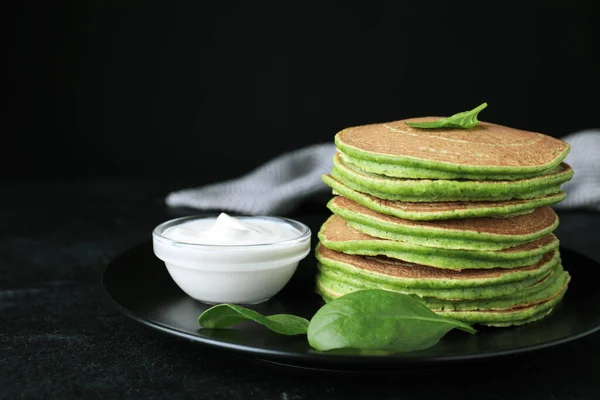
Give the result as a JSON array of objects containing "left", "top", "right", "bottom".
[{"left": 11, "top": 1, "right": 600, "bottom": 182}]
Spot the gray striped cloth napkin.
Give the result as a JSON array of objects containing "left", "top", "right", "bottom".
[
  {"left": 553, "top": 130, "right": 600, "bottom": 211},
  {"left": 166, "top": 131, "right": 600, "bottom": 215}
]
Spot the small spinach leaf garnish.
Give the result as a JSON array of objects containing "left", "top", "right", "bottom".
[
  {"left": 198, "top": 304, "right": 309, "bottom": 336},
  {"left": 405, "top": 102, "right": 487, "bottom": 129}
]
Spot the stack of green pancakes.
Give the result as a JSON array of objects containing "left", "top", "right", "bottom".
[{"left": 316, "top": 117, "right": 574, "bottom": 327}]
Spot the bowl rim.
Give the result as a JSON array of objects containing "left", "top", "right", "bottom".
[{"left": 152, "top": 215, "right": 311, "bottom": 249}]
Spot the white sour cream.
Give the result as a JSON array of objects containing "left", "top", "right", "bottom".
[
  {"left": 153, "top": 214, "right": 311, "bottom": 305},
  {"left": 163, "top": 213, "right": 301, "bottom": 245}
]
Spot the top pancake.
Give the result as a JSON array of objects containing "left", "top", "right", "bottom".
[{"left": 335, "top": 119, "right": 570, "bottom": 175}]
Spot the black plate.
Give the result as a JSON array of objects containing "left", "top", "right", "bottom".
[{"left": 102, "top": 242, "right": 600, "bottom": 372}]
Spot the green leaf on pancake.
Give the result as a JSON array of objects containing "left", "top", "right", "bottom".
[{"left": 406, "top": 102, "right": 488, "bottom": 129}]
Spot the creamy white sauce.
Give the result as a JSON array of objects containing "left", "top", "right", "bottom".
[
  {"left": 163, "top": 213, "right": 301, "bottom": 245},
  {"left": 154, "top": 213, "right": 311, "bottom": 304}
]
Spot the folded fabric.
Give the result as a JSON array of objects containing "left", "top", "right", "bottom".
[
  {"left": 166, "top": 144, "right": 335, "bottom": 215},
  {"left": 166, "top": 131, "right": 600, "bottom": 215},
  {"left": 553, "top": 130, "right": 600, "bottom": 211}
]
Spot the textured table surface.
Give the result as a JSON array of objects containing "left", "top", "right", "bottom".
[{"left": 1, "top": 179, "right": 599, "bottom": 400}]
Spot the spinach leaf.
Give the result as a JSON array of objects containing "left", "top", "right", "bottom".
[
  {"left": 198, "top": 304, "right": 309, "bottom": 336},
  {"left": 197, "top": 290, "right": 476, "bottom": 353},
  {"left": 307, "top": 290, "right": 476, "bottom": 352},
  {"left": 405, "top": 102, "right": 487, "bottom": 129}
]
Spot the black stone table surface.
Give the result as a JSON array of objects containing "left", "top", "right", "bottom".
[{"left": 2, "top": 179, "right": 600, "bottom": 399}]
